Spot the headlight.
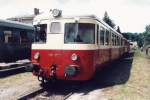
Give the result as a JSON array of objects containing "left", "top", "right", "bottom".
[
  {"left": 34, "top": 52, "right": 40, "bottom": 60},
  {"left": 71, "top": 53, "right": 78, "bottom": 61}
]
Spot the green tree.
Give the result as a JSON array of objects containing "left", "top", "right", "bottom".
[
  {"left": 122, "top": 32, "right": 144, "bottom": 47},
  {"left": 122, "top": 32, "right": 132, "bottom": 40},
  {"left": 122, "top": 32, "right": 139, "bottom": 42},
  {"left": 103, "top": 11, "right": 115, "bottom": 28},
  {"left": 137, "top": 33, "right": 144, "bottom": 48}
]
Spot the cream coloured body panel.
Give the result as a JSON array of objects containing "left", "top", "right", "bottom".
[{"left": 32, "top": 15, "right": 125, "bottom": 50}]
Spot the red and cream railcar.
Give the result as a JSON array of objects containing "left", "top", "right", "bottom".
[{"left": 30, "top": 9, "right": 129, "bottom": 82}]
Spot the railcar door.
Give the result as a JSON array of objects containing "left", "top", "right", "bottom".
[{"left": 47, "top": 21, "right": 64, "bottom": 77}]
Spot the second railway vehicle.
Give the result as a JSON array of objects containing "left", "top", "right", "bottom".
[
  {"left": 29, "top": 9, "right": 130, "bottom": 82},
  {"left": 0, "top": 20, "right": 34, "bottom": 62}
]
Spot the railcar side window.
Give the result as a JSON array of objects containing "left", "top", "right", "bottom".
[
  {"left": 118, "top": 36, "right": 120, "bottom": 46},
  {"left": 105, "top": 30, "right": 109, "bottom": 45},
  {"left": 115, "top": 35, "right": 117, "bottom": 46},
  {"left": 0, "top": 33, "right": 4, "bottom": 43},
  {"left": 64, "top": 23, "right": 76, "bottom": 43},
  {"left": 121, "top": 39, "right": 123, "bottom": 46},
  {"left": 116, "top": 36, "right": 118, "bottom": 45},
  {"left": 12, "top": 31, "right": 19, "bottom": 43},
  {"left": 34, "top": 24, "right": 47, "bottom": 43},
  {"left": 4, "top": 31, "right": 12, "bottom": 43},
  {"left": 122, "top": 40, "right": 125, "bottom": 46},
  {"left": 114, "top": 35, "right": 116, "bottom": 46},
  {"left": 50, "top": 22, "right": 61, "bottom": 33},
  {"left": 64, "top": 23, "right": 95, "bottom": 44},
  {"left": 100, "top": 27, "right": 105, "bottom": 45},
  {"left": 20, "top": 31, "right": 28, "bottom": 44},
  {"left": 112, "top": 33, "right": 115, "bottom": 46}
]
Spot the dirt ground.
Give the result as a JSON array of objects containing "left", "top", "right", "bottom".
[
  {"left": 0, "top": 72, "right": 40, "bottom": 100},
  {"left": 0, "top": 49, "right": 150, "bottom": 100}
]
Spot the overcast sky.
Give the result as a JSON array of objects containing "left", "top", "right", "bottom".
[{"left": 0, "top": 0, "right": 150, "bottom": 33}]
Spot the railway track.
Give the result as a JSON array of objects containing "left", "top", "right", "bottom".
[
  {"left": 17, "top": 87, "right": 44, "bottom": 100},
  {"left": 63, "top": 92, "right": 73, "bottom": 100},
  {"left": 17, "top": 82, "right": 83, "bottom": 100},
  {"left": 18, "top": 87, "right": 74, "bottom": 100}
]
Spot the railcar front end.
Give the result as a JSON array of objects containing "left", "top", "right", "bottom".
[{"left": 31, "top": 49, "right": 96, "bottom": 81}]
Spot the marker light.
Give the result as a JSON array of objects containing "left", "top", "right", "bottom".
[
  {"left": 34, "top": 52, "right": 40, "bottom": 60},
  {"left": 71, "top": 53, "right": 78, "bottom": 61},
  {"left": 52, "top": 9, "right": 62, "bottom": 17}
]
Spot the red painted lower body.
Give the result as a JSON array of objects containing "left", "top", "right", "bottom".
[{"left": 31, "top": 47, "right": 127, "bottom": 81}]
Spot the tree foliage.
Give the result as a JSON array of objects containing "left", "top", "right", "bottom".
[
  {"left": 122, "top": 32, "right": 144, "bottom": 48},
  {"left": 103, "top": 11, "right": 115, "bottom": 28},
  {"left": 137, "top": 33, "right": 144, "bottom": 48},
  {"left": 122, "top": 32, "right": 138, "bottom": 41}
]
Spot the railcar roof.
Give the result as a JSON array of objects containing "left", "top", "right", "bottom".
[{"left": 0, "top": 19, "right": 34, "bottom": 30}]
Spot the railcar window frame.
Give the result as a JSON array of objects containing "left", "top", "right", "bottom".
[{"left": 97, "top": 24, "right": 99, "bottom": 44}]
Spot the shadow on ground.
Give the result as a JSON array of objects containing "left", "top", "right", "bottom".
[
  {"left": 40, "top": 52, "right": 134, "bottom": 97},
  {"left": 92, "top": 52, "right": 134, "bottom": 87}
]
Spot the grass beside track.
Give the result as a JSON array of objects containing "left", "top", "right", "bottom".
[{"left": 103, "top": 49, "right": 150, "bottom": 100}]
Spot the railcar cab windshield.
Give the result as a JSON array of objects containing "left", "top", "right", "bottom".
[
  {"left": 33, "top": 24, "right": 47, "bottom": 43},
  {"left": 64, "top": 23, "right": 95, "bottom": 44}
]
